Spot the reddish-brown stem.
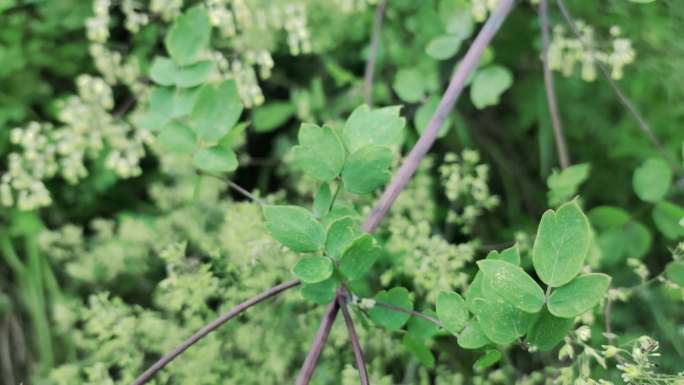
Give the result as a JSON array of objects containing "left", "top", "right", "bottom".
[
  {"left": 295, "top": 296, "right": 341, "bottom": 385},
  {"left": 362, "top": 0, "right": 516, "bottom": 233},
  {"left": 373, "top": 301, "right": 443, "bottom": 329},
  {"left": 363, "top": 0, "right": 388, "bottom": 106},
  {"left": 130, "top": 279, "right": 300, "bottom": 385},
  {"left": 555, "top": 0, "right": 680, "bottom": 172},
  {"left": 340, "top": 297, "right": 370, "bottom": 385},
  {"left": 540, "top": 0, "right": 571, "bottom": 170}
]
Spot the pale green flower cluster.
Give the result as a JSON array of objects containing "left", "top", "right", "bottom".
[
  {"left": 439, "top": 150, "right": 499, "bottom": 234},
  {"left": 549, "top": 24, "right": 636, "bottom": 81},
  {"left": 1, "top": 75, "right": 152, "bottom": 210}
]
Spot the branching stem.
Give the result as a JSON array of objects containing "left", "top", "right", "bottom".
[
  {"left": 373, "top": 301, "right": 443, "bottom": 329},
  {"left": 295, "top": 295, "right": 341, "bottom": 385},
  {"left": 130, "top": 279, "right": 300, "bottom": 385},
  {"left": 340, "top": 297, "right": 370, "bottom": 385}
]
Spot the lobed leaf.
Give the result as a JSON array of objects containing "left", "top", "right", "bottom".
[
  {"left": 262, "top": 205, "right": 326, "bottom": 252},
  {"left": 547, "top": 273, "right": 611, "bottom": 318}
]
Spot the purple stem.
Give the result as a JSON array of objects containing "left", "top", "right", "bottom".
[
  {"left": 340, "top": 297, "right": 370, "bottom": 385},
  {"left": 363, "top": 0, "right": 388, "bottom": 106},
  {"left": 130, "top": 279, "right": 300, "bottom": 385},
  {"left": 295, "top": 296, "right": 341, "bottom": 385},
  {"left": 540, "top": 0, "right": 571, "bottom": 169},
  {"left": 362, "top": 0, "right": 516, "bottom": 233}
]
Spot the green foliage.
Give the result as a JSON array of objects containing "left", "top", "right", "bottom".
[
  {"left": 164, "top": 6, "right": 211, "bottom": 66},
  {"left": 470, "top": 65, "right": 513, "bottom": 109},
  {"left": 632, "top": 158, "right": 673, "bottom": 202},
  {"left": 478, "top": 259, "right": 545, "bottom": 313},
  {"left": 533, "top": 201, "right": 591, "bottom": 287},
  {"left": 547, "top": 163, "right": 590, "bottom": 206},
  {"left": 262, "top": 205, "right": 325, "bottom": 252},
  {"left": 547, "top": 273, "right": 611, "bottom": 318},
  {"left": 339, "top": 234, "right": 383, "bottom": 280},
  {"left": 292, "top": 256, "right": 334, "bottom": 283},
  {"left": 292, "top": 124, "right": 346, "bottom": 182},
  {"left": 435, "top": 291, "right": 468, "bottom": 334},
  {"left": 369, "top": 287, "right": 413, "bottom": 331},
  {"left": 527, "top": 308, "right": 574, "bottom": 352}
]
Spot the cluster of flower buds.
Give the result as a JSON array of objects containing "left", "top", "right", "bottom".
[
  {"left": 548, "top": 23, "right": 635, "bottom": 82},
  {"left": 150, "top": 0, "right": 183, "bottom": 21},
  {"left": 86, "top": 0, "right": 111, "bottom": 43},
  {"left": 122, "top": 0, "right": 150, "bottom": 33}
]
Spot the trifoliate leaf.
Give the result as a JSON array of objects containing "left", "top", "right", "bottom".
[
  {"left": 548, "top": 273, "right": 611, "bottom": 318},
  {"left": 633, "top": 158, "right": 672, "bottom": 203},
  {"left": 190, "top": 80, "right": 243, "bottom": 142},
  {"left": 438, "top": 0, "right": 473, "bottom": 38},
  {"left": 402, "top": 335, "right": 436, "bottom": 368},
  {"left": 192, "top": 146, "right": 238, "bottom": 173},
  {"left": 339, "top": 234, "right": 383, "bottom": 280},
  {"left": 292, "top": 124, "right": 346, "bottom": 182},
  {"left": 325, "top": 216, "right": 362, "bottom": 258},
  {"left": 393, "top": 68, "right": 426, "bottom": 103},
  {"left": 547, "top": 163, "right": 590, "bottom": 207},
  {"left": 665, "top": 261, "right": 684, "bottom": 286},
  {"left": 652, "top": 201, "right": 684, "bottom": 240},
  {"left": 157, "top": 121, "right": 196, "bottom": 155},
  {"left": 426, "top": 35, "right": 462, "bottom": 60},
  {"left": 436, "top": 291, "right": 468, "bottom": 334},
  {"left": 458, "top": 319, "right": 492, "bottom": 349},
  {"left": 533, "top": 200, "right": 591, "bottom": 287},
  {"left": 486, "top": 244, "right": 521, "bottom": 265},
  {"left": 370, "top": 287, "right": 413, "bottom": 331},
  {"left": 292, "top": 256, "right": 333, "bottom": 284},
  {"left": 149, "top": 86, "right": 200, "bottom": 120},
  {"left": 262, "top": 205, "right": 326, "bottom": 252},
  {"left": 342, "top": 105, "right": 405, "bottom": 153},
  {"left": 164, "top": 5, "right": 211, "bottom": 66},
  {"left": 342, "top": 145, "right": 393, "bottom": 194},
  {"left": 149, "top": 56, "right": 214, "bottom": 88},
  {"left": 473, "top": 350, "right": 502, "bottom": 371},
  {"left": 252, "top": 102, "right": 295, "bottom": 133},
  {"left": 526, "top": 307, "right": 574, "bottom": 352},
  {"left": 478, "top": 259, "right": 545, "bottom": 313},
  {"left": 470, "top": 65, "right": 513, "bottom": 109}
]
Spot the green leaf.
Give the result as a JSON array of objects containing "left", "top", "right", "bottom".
[
  {"left": 325, "top": 216, "right": 362, "bottom": 258},
  {"left": 190, "top": 80, "right": 243, "bottom": 142},
  {"left": 470, "top": 65, "right": 513, "bottom": 109},
  {"left": 478, "top": 259, "right": 545, "bottom": 313},
  {"left": 339, "top": 234, "right": 383, "bottom": 280},
  {"left": 149, "top": 57, "right": 214, "bottom": 88},
  {"left": 548, "top": 273, "right": 611, "bottom": 318},
  {"left": 192, "top": 146, "right": 238, "bottom": 173},
  {"left": 652, "top": 201, "right": 684, "bottom": 240},
  {"left": 436, "top": 291, "right": 468, "bottom": 334},
  {"left": 342, "top": 105, "right": 406, "bottom": 153},
  {"left": 465, "top": 272, "right": 485, "bottom": 314},
  {"left": 292, "top": 256, "right": 333, "bottom": 284},
  {"left": 292, "top": 124, "right": 346, "bottom": 182},
  {"left": 149, "top": 86, "right": 200, "bottom": 120},
  {"left": 474, "top": 350, "right": 502, "bottom": 371},
  {"left": 313, "top": 183, "right": 332, "bottom": 218},
  {"left": 393, "top": 68, "right": 426, "bottom": 103},
  {"left": 588, "top": 206, "right": 630, "bottom": 230},
  {"left": 301, "top": 276, "right": 339, "bottom": 304},
  {"left": 426, "top": 35, "right": 462, "bottom": 60},
  {"left": 402, "top": 335, "right": 435, "bottom": 368},
  {"left": 665, "top": 261, "right": 684, "bottom": 286},
  {"left": 252, "top": 102, "right": 295, "bottom": 133},
  {"left": 262, "top": 205, "right": 326, "bottom": 252},
  {"left": 633, "top": 158, "right": 672, "bottom": 203},
  {"left": 157, "top": 121, "right": 196, "bottom": 155},
  {"left": 533, "top": 201, "right": 591, "bottom": 287},
  {"left": 458, "top": 319, "right": 492, "bottom": 349},
  {"left": 477, "top": 295, "right": 534, "bottom": 345},
  {"left": 527, "top": 307, "right": 574, "bottom": 351},
  {"left": 415, "top": 96, "right": 451, "bottom": 137},
  {"left": 370, "top": 287, "right": 413, "bottom": 331},
  {"left": 407, "top": 310, "right": 440, "bottom": 340},
  {"left": 342, "top": 145, "right": 393, "bottom": 194},
  {"left": 438, "top": 0, "right": 473, "bottom": 38},
  {"left": 486, "top": 245, "right": 521, "bottom": 265},
  {"left": 547, "top": 163, "right": 590, "bottom": 207},
  {"left": 164, "top": 5, "right": 211, "bottom": 66}
]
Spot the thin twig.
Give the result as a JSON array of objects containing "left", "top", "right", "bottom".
[
  {"left": 131, "top": 279, "right": 300, "bottom": 385},
  {"left": 200, "top": 172, "right": 266, "bottom": 205},
  {"left": 555, "top": 0, "right": 680, "bottom": 172},
  {"left": 295, "top": 296, "right": 341, "bottom": 385},
  {"left": 363, "top": 0, "right": 388, "bottom": 106},
  {"left": 373, "top": 301, "right": 444, "bottom": 329},
  {"left": 539, "top": 0, "right": 571, "bottom": 169},
  {"left": 340, "top": 297, "right": 370, "bottom": 385},
  {"left": 363, "top": 0, "right": 516, "bottom": 233}
]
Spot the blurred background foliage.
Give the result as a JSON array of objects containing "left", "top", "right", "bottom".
[{"left": 0, "top": 0, "right": 683, "bottom": 384}]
